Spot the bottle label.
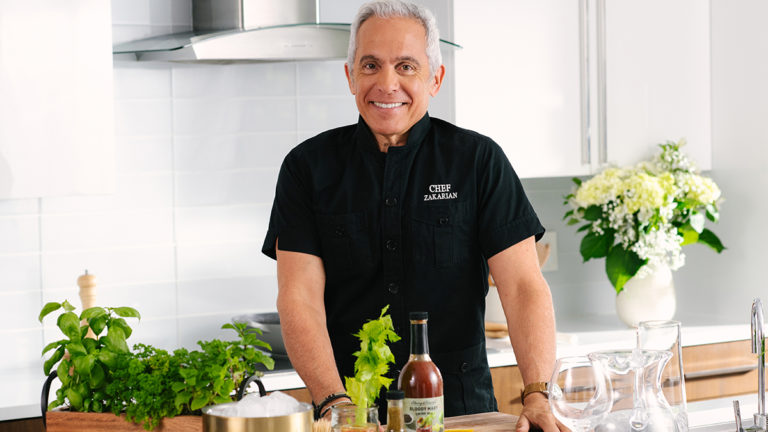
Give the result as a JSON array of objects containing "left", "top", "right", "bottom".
[{"left": 403, "top": 396, "right": 444, "bottom": 432}]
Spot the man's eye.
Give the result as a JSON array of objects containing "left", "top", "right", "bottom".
[
  {"left": 400, "top": 64, "right": 415, "bottom": 72},
  {"left": 362, "top": 63, "right": 377, "bottom": 70}
]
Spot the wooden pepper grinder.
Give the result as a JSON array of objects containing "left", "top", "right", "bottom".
[{"left": 77, "top": 270, "right": 97, "bottom": 339}]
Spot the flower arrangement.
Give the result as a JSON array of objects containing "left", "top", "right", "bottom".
[{"left": 564, "top": 139, "right": 725, "bottom": 293}]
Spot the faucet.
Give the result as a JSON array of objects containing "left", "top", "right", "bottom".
[{"left": 752, "top": 298, "right": 767, "bottom": 430}]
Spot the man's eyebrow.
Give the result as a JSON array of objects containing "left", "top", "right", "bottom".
[{"left": 357, "top": 55, "right": 421, "bottom": 66}]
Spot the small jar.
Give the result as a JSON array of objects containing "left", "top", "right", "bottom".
[{"left": 386, "top": 390, "right": 405, "bottom": 432}]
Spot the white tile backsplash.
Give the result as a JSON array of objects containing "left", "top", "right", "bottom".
[
  {"left": 177, "top": 276, "right": 277, "bottom": 316},
  {"left": 0, "top": 255, "right": 40, "bottom": 293},
  {"left": 173, "top": 98, "right": 297, "bottom": 135},
  {"left": 298, "top": 60, "right": 351, "bottom": 96},
  {"left": 176, "top": 242, "right": 274, "bottom": 282},
  {"left": 0, "top": 215, "right": 40, "bottom": 254},
  {"left": 175, "top": 205, "right": 270, "bottom": 244},
  {"left": 173, "top": 63, "right": 297, "bottom": 98},
  {"left": 175, "top": 169, "right": 279, "bottom": 207},
  {"left": 298, "top": 96, "right": 360, "bottom": 134},
  {"left": 114, "top": 98, "right": 173, "bottom": 136},
  {"left": 174, "top": 133, "right": 296, "bottom": 171},
  {"left": 0, "top": 329, "right": 42, "bottom": 370},
  {"left": 113, "top": 65, "right": 172, "bottom": 99}
]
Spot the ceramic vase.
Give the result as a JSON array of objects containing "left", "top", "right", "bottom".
[{"left": 615, "top": 263, "right": 676, "bottom": 327}]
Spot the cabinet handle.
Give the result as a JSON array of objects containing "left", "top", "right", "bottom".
[
  {"left": 578, "top": 0, "right": 590, "bottom": 165},
  {"left": 596, "top": 0, "right": 607, "bottom": 165},
  {"left": 684, "top": 364, "right": 758, "bottom": 380}
]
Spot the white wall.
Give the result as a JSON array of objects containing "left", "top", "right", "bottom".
[{"left": 0, "top": 0, "right": 455, "bottom": 374}]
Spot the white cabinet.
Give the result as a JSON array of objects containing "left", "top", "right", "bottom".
[
  {"left": 603, "top": 0, "right": 711, "bottom": 170},
  {"left": 0, "top": 1, "right": 114, "bottom": 199},
  {"left": 453, "top": 0, "right": 711, "bottom": 178}
]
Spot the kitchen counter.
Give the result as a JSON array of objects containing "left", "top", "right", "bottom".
[{"left": 0, "top": 312, "right": 751, "bottom": 422}]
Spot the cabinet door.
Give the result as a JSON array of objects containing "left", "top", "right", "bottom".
[
  {"left": 0, "top": 1, "right": 114, "bottom": 199},
  {"left": 601, "top": 0, "right": 711, "bottom": 170},
  {"left": 454, "top": 0, "right": 590, "bottom": 179}
]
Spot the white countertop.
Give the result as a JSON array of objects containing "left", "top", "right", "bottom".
[{"left": 1, "top": 312, "right": 752, "bottom": 422}]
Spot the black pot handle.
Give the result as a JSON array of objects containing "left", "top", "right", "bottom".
[
  {"left": 41, "top": 370, "right": 58, "bottom": 427},
  {"left": 236, "top": 374, "right": 267, "bottom": 401}
]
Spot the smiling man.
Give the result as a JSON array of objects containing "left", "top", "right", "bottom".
[{"left": 262, "top": 1, "right": 563, "bottom": 431}]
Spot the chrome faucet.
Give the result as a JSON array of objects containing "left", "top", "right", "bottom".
[{"left": 752, "top": 298, "right": 767, "bottom": 430}]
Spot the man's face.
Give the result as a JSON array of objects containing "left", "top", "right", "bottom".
[{"left": 345, "top": 16, "right": 445, "bottom": 146}]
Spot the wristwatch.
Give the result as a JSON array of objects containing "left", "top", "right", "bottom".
[{"left": 520, "top": 382, "right": 549, "bottom": 405}]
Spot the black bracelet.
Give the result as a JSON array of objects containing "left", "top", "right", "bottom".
[{"left": 313, "top": 392, "right": 349, "bottom": 420}]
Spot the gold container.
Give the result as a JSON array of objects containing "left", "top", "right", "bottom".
[{"left": 202, "top": 402, "right": 313, "bottom": 432}]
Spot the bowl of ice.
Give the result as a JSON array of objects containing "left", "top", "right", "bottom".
[{"left": 202, "top": 391, "right": 313, "bottom": 431}]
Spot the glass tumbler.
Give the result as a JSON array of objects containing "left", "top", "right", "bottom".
[
  {"left": 330, "top": 405, "right": 380, "bottom": 432},
  {"left": 637, "top": 320, "right": 688, "bottom": 431}
]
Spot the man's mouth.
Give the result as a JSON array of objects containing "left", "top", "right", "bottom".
[{"left": 371, "top": 102, "right": 405, "bottom": 109}]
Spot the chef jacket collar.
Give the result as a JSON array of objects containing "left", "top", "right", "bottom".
[{"left": 354, "top": 113, "right": 432, "bottom": 154}]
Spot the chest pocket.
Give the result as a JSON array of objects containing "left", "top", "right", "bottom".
[
  {"left": 317, "top": 212, "right": 372, "bottom": 275},
  {"left": 410, "top": 202, "right": 473, "bottom": 268}
]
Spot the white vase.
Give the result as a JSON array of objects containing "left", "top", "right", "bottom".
[{"left": 615, "top": 263, "right": 676, "bottom": 328}]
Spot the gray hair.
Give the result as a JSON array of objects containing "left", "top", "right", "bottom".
[{"left": 347, "top": 0, "right": 442, "bottom": 78}]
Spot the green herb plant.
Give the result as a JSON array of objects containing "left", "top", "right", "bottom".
[
  {"left": 344, "top": 305, "right": 401, "bottom": 427},
  {"left": 40, "top": 301, "right": 275, "bottom": 430},
  {"left": 39, "top": 300, "right": 141, "bottom": 414}
]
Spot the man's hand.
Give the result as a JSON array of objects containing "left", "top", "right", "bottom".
[{"left": 515, "top": 393, "right": 569, "bottom": 432}]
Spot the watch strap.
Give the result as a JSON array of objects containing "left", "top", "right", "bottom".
[{"left": 520, "top": 381, "right": 549, "bottom": 405}]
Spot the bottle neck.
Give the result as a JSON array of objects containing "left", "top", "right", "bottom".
[{"left": 409, "top": 320, "right": 430, "bottom": 356}]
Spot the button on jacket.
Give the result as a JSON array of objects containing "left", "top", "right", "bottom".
[{"left": 263, "top": 113, "right": 544, "bottom": 416}]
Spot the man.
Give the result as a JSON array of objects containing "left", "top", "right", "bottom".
[{"left": 262, "top": 1, "right": 564, "bottom": 430}]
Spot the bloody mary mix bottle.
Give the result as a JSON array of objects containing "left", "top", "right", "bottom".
[{"left": 397, "top": 312, "right": 443, "bottom": 432}]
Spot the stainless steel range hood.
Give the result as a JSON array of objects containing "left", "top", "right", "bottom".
[{"left": 112, "top": 0, "right": 459, "bottom": 64}]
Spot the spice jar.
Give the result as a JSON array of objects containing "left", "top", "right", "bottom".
[{"left": 386, "top": 390, "right": 405, "bottom": 432}]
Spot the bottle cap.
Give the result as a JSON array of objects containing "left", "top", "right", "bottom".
[
  {"left": 387, "top": 390, "right": 404, "bottom": 400},
  {"left": 409, "top": 311, "right": 428, "bottom": 320}
]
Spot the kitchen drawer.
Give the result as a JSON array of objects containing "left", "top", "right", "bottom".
[
  {"left": 683, "top": 340, "right": 760, "bottom": 402},
  {"left": 491, "top": 365, "right": 525, "bottom": 415}
]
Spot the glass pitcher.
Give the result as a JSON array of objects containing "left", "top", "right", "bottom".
[{"left": 588, "top": 349, "right": 681, "bottom": 432}]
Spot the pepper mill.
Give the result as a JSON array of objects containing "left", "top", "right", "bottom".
[{"left": 77, "top": 270, "right": 97, "bottom": 338}]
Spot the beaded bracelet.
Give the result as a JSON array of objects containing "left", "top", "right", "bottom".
[{"left": 313, "top": 392, "right": 350, "bottom": 420}]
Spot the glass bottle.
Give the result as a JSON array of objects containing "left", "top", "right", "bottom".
[
  {"left": 386, "top": 390, "right": 405, "bottom": 432},
  {"left": 397, "top": 312, "right": 444, "bottom": 432}
]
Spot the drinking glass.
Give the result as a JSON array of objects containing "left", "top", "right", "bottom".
[
  {"left": 549, "top": 356, "right": 613, "bottom": 431},
  {"left": 637, "top": 320, "right": 688, "bottom": 431},
  {"left": 330, "top": 405, "right": 379, "bottom": 432}
]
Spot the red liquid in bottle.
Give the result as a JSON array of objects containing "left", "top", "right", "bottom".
[{"left": 397, "top": 312, "right": 443, "bottom": 432}]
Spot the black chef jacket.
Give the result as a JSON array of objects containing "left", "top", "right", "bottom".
[{"left": 262, "top": 113, "right": 545, "bottom": 417}]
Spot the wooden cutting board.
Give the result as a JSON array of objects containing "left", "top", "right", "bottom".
[{"left": 445, "top": 411, "right": 519, "bottom": 431}]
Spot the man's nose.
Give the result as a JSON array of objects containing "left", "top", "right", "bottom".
[{"left": 376, "top": 67, "right": 399, "bottom": 93}]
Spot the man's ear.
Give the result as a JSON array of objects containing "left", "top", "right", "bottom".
[
  {"left": 429, "top": 64, "right": 446, "bottom": 97},
  {"left": 344, "top": 63, "right": 356, "bottom": 94}
]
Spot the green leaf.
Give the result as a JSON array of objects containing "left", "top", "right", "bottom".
[
  {"left": 220, "top": 323, "right": 236, "bottom": 331},
  {"left": 689, "top": 211, "right": 705, "bottom": 233},
  {"left": 706, "top": 203, "right": 719, "bottom": 222},
  {"left": 112, "top": 307, "right": 141, "bottom": 320},
  {"left": 110, "top": 318, "right": 133, "bottom": 339},
  {"left": 605, "top": 245, "right": 647, "bottom": 294},
  {"left": 90, "top": 363, "right": 105, "bottom": 389},
  {"left": 61, "top": 300, "right": 76, "bottom": 313},
  {"left": 191, "top": 394, "right": 209, "bottom": 411},
  {"left": 44, "top": 346, "right": 66, "bottom": 375},
  {"left": 39, "top": 302, "right": 62, "bottom": 323},
  {"left": 73, "top": 354, "right": 96, "bottom": 376},
  {"left": 57, "top": 361, "right": 71, "bottom": 387},
  {"left": 80, "top": 307, "right": 106, "bottom": 322},
  {"left": 579, "top": 230, "right": 614, "bottom": 261},
  {"left": 67, "top": 342, "right": 88, "bottom": 357},
  {"left": 103, "top": 327, "right": 129, "bottom": 353},
  {"left": 583, "top": 205, "right": 603, "bottom": 221},
  {"left": 57, "top": 312, "right": 81, "bottom": 341},
  {"left": 698, "top": 228, "right": 726, "bottom": 253},
  {"left": 96, "top": 351, "right": 117, "bottom": 369},
  {"left": 572, "top": 177, "right": 582, "bottom": 186},
  {"left": 66, "top": 387, "right": 84, "bottom": 411},
  {"left": 174, "top": 392, "right": 191, "bottom": 410},
  {"left": 577, "top": 224, "right": 591, "bottom": 233},
  {"left": 563, "top": 209, "right": 574, "bottom": 220},
  {"left": 567, "top": 218, "right": 580, "bottom": 226},
  {"left": 89, "top": 314, "right": 108, "bottom": 336},
  {"left": 42, "top": 339, "right": 66, "bottom": 356},
  {"left": 679, "top": 224, "right": 699, "bottom": 246}
]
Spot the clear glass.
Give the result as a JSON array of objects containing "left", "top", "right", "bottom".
[
  {"left": 330, "top": 405, "right": 380, "bottom": 432},
  {"left": 548, "top": 356, "right": 613, "bottom": 431},
  {"left": 637, "top": 320, "right": 688, "bottom": 431},
  {"left": 589, "top": 349, "right": 681, "bottom": 432}
]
